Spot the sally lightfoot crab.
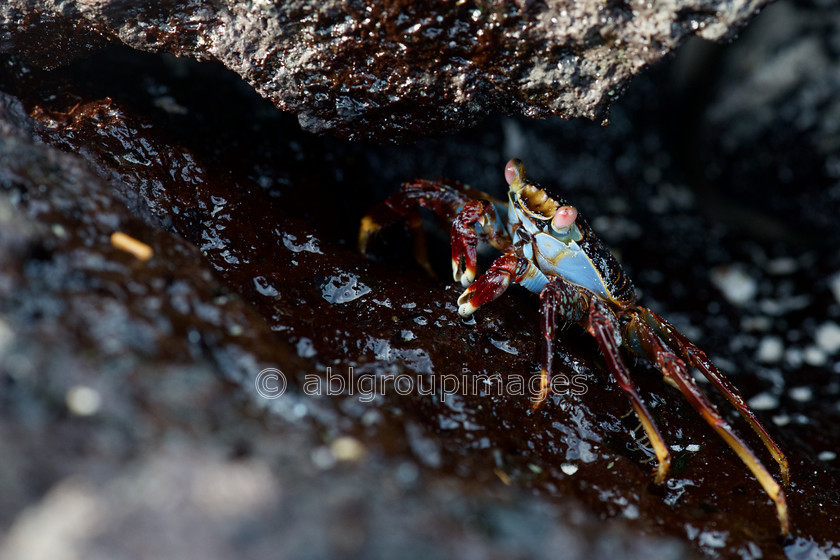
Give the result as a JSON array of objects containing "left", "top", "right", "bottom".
[{"left": 359, "top": 159, "right": 790, "bottom": 535}]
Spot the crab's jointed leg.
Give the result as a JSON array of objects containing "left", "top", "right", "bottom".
[
  {"left": 359, "top": 179, "right": 510, "bottom": 281},
  {"left": 638, "top": 308, "right": 790, "bottom": 487},
  {"left": 534, "top": 281, "right": 561, "bottom": 409},
  {"left": 526, "top": 273, "right": 673, "bottom": 481},
  {"left": 585, "top": 298, "right": 672, "bottom": 484},
  {"left": 532, "top": 278, "right": 588, "bottom": 410},
  {"left": 624, "top": 311, "right": 789, "bottom": 535}
]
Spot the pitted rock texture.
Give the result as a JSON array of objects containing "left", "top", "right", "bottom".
[
  {"left": 1, "top": 0, "right": 770, "bottom": 141},
  {"left": 4, "top": 0, "right": 840, "bottom": 554},
  {"left": 0, "top": 88, "right": 694, "bottom": 560}
]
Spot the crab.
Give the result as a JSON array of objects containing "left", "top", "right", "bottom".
[{"left": 358, "top": 159, "right": 789, "bottom": 535}]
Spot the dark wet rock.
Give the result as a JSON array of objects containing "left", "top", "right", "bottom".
[
  {"left": 2, "top": 0, "right": 840, "bottom": 558},
  {"left": 2, "top": 0, "right": 772, "bottom": 141},
  {"left": 0, "top": 89, "right": 694, "bottom": 558}
]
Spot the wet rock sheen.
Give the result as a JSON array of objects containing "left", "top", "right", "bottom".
[{"left": 2, "top": 0, "right": 769, "bottom": 140}]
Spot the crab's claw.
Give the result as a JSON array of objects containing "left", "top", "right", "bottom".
[
  {"left": 450, "top": 200, "right": 487, "bottom": 287},
  {"left": 456, "top": 251, "right": 519, "bottom": 318},
  {"left": 452, "top": 258, "right": 475, "bottom": 287}
]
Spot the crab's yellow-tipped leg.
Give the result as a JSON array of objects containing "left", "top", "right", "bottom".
[
  {"left": 627, "top": 312, "right": 789, "bottom": 535},
  {"left": 531, "top": 282, "right": 558, "bottom": 412},
  {"left": 640, "top": 309, "right": 790, "bottom": 487},
  {"left": 531, "top": 369, "right": 551, "bottom": 411},
  {"left": 358, "top": 202, "right": 435, "bottom": 276},
  {"left": 715, "top": 427, "right": 789, "bottom": 535},
  {"left": 587, "top": 299, "right": 672, "bottom": 483},
  {"left": 629, "top": 400, "right": 671, "bottom": 484},
  {"left": 358, "top": 215, "right": 380, "bottom": 255}
]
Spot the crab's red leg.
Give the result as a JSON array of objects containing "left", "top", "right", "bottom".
[
  {"left": 359, "top": 179, "right": 510, "bottom": 280},
  {"left": 531, "top": 278, "right": 588, "bottom": 410},
  {"left": 625, "top": 312, "right": 789, "bottom": 535},
  {"left": 586, "top": 298, "right": 672, "bottom": 484},
  {"left": 459, "top": 260, "right": 573, "bottom": 410},
  {"left": 638, "top": 309, "right": 789, "bottom": 487},
  {"left": 359, "top": 180, "right": 470, "bottom": 268},
  {"left": 533, "top": 281, "right": 560, "bottom": 409}
]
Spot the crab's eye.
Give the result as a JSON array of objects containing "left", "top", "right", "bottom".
[
  {"left": 552, "top": 205, "right": 578, "bottom": 230},
  {"left": 504, "top": 159, "right": 519, "bottom": 185}
]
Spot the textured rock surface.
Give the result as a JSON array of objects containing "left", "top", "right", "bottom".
[
  {"left": 1, "top": 0, "right": 771, "bottom": 140},
  {"left": 0, "top": 90, "right": 693, "bottom": 560},
  {"left": 2, "top": 0, "right": 840, "bottom": 558}
]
